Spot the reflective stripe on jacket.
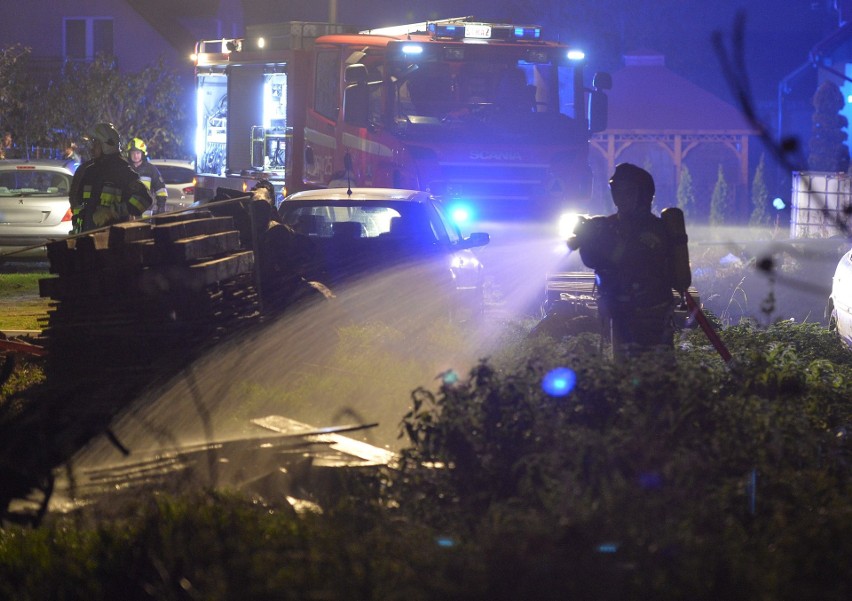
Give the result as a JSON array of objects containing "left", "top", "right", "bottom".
[
  {"left": 71, "top": 153, "right": 153, "bottom": 232},
  {"left": 130, "top": 160, "right": 168, "bottom": 205}
]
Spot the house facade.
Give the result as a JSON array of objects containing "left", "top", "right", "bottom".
[
  {"left": 0, "top": 0, "right": 243, "bottom": 78},
  {"left": 0, "top": 0, "right": 244, "bottom": 155}
]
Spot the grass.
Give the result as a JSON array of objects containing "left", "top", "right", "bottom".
[{"left": 0, "top": 271, "right": 52, "bottom": 331}]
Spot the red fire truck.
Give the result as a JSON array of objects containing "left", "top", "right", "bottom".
[{"left": 192, "top": 18, "right": 610, "bottom": 224}]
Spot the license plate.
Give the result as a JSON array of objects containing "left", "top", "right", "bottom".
[{"left": 465, "top": 25, "right": 491, "bottom": 39}]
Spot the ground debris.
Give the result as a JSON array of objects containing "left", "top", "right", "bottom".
[{"left": 0, "top": 211, "right": 275, "bottom": 524}]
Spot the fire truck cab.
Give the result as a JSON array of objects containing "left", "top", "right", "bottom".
[{"left": 193, "top": 18, "right": 610, "bottom": 224}]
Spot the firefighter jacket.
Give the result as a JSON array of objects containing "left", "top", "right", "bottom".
[
  {"left": 70, "top": 153, "right": 153, "bottom": 232},
  {"left": 130, "top": 159, "right": 168, "bottom": 214},
  {"left": 573, "top": 211, "right": 676, "bottom": 310}
]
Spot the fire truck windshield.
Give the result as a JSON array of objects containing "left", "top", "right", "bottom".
[{"left": 391, "top": 57, "right": 578, "bottom": 127}]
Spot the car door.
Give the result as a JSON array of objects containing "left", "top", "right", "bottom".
[{"left": 833, "top": 250, "right": 852, "bottom": 344}]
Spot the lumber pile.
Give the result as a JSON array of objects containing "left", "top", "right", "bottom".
[{"left": 39, "top": 211, "right": 260, "bottom": 387}]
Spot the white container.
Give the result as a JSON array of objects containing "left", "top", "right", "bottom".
[{"left": 790, "top": 171, "right": 852, "bottom": 238}]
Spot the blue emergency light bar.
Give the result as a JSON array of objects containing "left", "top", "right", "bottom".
[
  {"left": 513, "top": 26, "right": 542, "bottom": 40},
  {"left": 428, "top": 22, "right": 543, "bottom": 42}
]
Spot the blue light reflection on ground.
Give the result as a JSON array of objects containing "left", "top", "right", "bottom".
[{"left": 541, "top": 367, "right": 576, "bottom": 397}]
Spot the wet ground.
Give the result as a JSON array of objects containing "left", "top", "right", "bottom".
[{"left": 1, "top": 222, "right": 848, "bottom": 521}]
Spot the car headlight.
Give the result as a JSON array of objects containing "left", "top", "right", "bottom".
[{"left": 450, "top": 254, "right": 480, "bottom": 270}]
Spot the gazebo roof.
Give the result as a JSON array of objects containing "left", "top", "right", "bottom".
[{"left": 605, "top": 51, "right": 758, "bottom": 133}]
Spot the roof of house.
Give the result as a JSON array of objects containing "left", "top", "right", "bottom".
[{"left": 605, "top": 51, "right": 758, "bottom": 133}]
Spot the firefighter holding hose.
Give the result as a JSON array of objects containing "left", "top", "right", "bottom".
[{"left": 568, "top": 163, "right": 691, "bottom": 357}]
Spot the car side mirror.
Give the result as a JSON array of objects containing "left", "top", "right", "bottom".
[
  {"left": 592, "top": 71, "right": 612, "bottom": 91},
  {"left": 588, "top": 90, "right": 608, "bottom": 133},
  {"left": 344, "top": 64, "right": 368, "bottom": 85},
  {"left": 461, "top": 232, "right": 490, "bottom": 248}
]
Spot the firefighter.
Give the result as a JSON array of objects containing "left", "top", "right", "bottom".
[
  {"left": 125, "top": 137, "right": 168, "bottom": 214},
  {"left": 567, "top": 163, "right": 690, "bottom": 357},
  {"left": 70, "top": 123, "right": 153, "bottom": 233}
]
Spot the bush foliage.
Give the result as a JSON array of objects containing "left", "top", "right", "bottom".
[
  {"left": 2, "top": 322, "right": 852, "bottom": 599},
  {"left": 388, "top": 322, "right": 852, "bottom": 599},
  {"left": 0, "top": 46, "right": 189, "bottom": 158}
]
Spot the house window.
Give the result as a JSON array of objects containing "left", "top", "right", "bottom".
[{"left": 64, "top": 18, "right": 114, "bottom": 61}]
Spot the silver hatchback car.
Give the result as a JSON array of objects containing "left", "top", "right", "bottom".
[
  {"left": 0, "top": 159, "right": 78, "bottom": 260},
  {"left": 277, "top": 187, "right": 490, "bottom": 322},
  {"left": 149, "top": 159, "right": 196, "bottom": 213}
]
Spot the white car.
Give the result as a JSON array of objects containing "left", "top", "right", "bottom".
[
  {"left": 829, "top": 247, "right": 852, "bottom": 346},
  {"left": 149, "top": 159, "right": 195, "bottom": 213},
  {"left": 277, "top": 187, "right": 490, "bottom": 321},
  {"left": 0, "top": 159, "right": 77, "bottom": 260}
]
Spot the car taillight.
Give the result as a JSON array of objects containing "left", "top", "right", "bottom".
[
  {"left": 61, "top": 207, "right": 73, "bottom": 223},
  {"left": 182, "top": 186, "right": 195, "bottom": 195}
]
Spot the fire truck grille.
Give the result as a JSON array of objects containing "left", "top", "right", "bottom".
[{"left": 435, "top": 161, "right": 550, "bottom": 202}]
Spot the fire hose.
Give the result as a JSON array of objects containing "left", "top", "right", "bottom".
[{"left": 684, "top": 290, "right": 732, "bottom": 364}]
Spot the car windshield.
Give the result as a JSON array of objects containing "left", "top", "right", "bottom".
[
  {"left": 155, "top": 165, "right": 195, "bottom": 185},
  {"left": 280, "top": 202, "right": 440, "bottom": 242},
  {"left": 0, "top": 170, "right": 71, "bottom": 196}
]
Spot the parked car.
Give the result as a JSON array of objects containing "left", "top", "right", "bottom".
[
  {"left": 277, "top": 188, "right": 490, "bottom": 322},
  {"left": 0, "top": 159, "right": 77, "bottom": 261},
  {"left": 148, "top": 159, "right": 195, "bottom": 213},
  {"left": 829, "top": 246, "right": 852, "bottom": 346}
]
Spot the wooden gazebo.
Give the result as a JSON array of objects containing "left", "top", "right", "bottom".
[{"left": 590, "top": 51, "right": 759, "bottom": 218}]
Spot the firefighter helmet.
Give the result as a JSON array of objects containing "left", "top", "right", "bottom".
[
  {"left": 126, "top": 137, "right": 148, "bottom": 158},
  {"left": 608, "top": 163, "right": 655, "bottom": 204},
  {"left": 251, "top": 179, "right": 275, "bottom": 201},
  {"left": 83, "top": 122, "right": 121, "bottom": 154}
]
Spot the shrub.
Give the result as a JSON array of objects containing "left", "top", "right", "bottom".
[
  {"left": 2, "top": 323, "right": 852, "bottom": 599},
  {"left": 388, "top": 323, "right": 852, "bottom": 598}
]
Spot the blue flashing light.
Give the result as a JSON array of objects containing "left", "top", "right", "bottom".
[
  {"left": 429, "top": 23, "right": 466, "bottom": 39},
  {"left": 449, "top": 204, "right": 473, "bottom": 226},
  {"left": 542, "top": 367, "right": 576, "bottom": 397},
  {"left": 597, "top": 543, "right": 619, "bottom": 553},
  {"left": 567, "top": 50, "right": 586, "bottom": 61},
  {"left": 772, "top": 197, "right": 786, "bottom": 210},
  {"left": 402, "top": 44, "right": 423, "bottom": 55},
  {"left": 514, "top": 26, "right": 541, "bottom": 40},
  {"left": 436, "top": 536, "right": 456, "bottom": 548}
]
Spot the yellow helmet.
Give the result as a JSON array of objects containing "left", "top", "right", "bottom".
[{"left": 126, "top": 137, "right": 147, "bottom": 157}]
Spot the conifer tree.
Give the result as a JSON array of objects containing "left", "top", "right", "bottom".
[
  {"left": 749, "top": 153, "right": 769, "bottom": 226},
  {"left": 808, "top": 80, "right": 850, "bottom": 172},
  {"left": 676, "top": 165, "right": 696, "bottom": 220},
  {"left": 709, "top": 165, "right": 728, "bottom": 226}
]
